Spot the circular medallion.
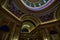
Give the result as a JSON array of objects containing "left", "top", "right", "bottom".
[{"left": 20, "top": 0, "right": 55, "bottom": 11}]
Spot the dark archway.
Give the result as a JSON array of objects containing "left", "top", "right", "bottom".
[
  {"left": 50, "top": 30, "right": 58, "bottom": 34},
  {"left": 21, "top": 28, "right": 29, "bottom": 32},
  {"left": 0, "top": 25, "right": 9, "bottom": 32}
]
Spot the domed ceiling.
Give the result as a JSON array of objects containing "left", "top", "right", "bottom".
[
  {"left": 1, "top": 0, "right": 60, "bottom": 25},
  {"left": 0, "top": 0, "right": 60, "bottom": 33}
]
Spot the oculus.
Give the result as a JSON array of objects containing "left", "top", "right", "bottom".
[{"left": 21, "top": 0, "right": 54, "bottom": 11}]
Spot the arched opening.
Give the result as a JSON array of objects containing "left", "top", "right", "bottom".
[
  {"left": 21, "top": 28, "right": 29, "bottom": 32},
  {"left": 21, "top": 20, "right": 35, "bottom": 33},
  {"left": 50, "top": 30, "right": 58, "bottom": 34},
  {"left": 49, "top": 30, "right": 60, "bottom": 40},
  {"left": 0, "top": 25, "right": 9, "bottom": 32}
]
